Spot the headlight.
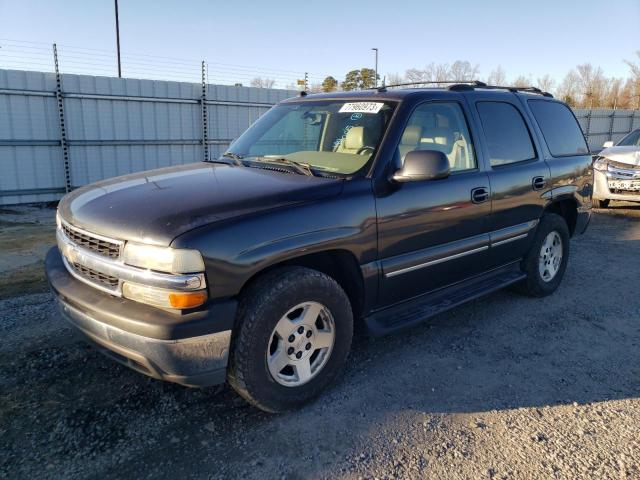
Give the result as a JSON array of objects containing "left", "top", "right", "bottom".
[
  {"left": 122, "top": 242, "right": 205, "bottom": 273},
  {"left": 593, "top": 157, "right": 608, "bottom": 171}
]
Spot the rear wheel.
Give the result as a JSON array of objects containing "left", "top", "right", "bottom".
[
  {"left": 515, "top": 213, "right": 570, "bottom": 297},
  {"left": 227, "top": 267, "right": 353, "bottom": 413},
  {"left": 593, "top": 198, "right": 610, "bottom": 208}
]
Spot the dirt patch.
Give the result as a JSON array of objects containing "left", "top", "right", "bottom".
[
  {"left": 0, "top": 205, "right": 56, "bottom": 299},
  {"left": 0, "top": 261, "right": 48, "bottom": 300},
  {"left": 1, "top": 207, "right": 640, "bottom": 479}
]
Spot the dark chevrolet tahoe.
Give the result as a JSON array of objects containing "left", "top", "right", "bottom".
[{"left": 46, "top": 83, "right": 593, "bottom": 412}]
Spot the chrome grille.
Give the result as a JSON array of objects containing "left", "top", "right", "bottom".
[
  {"left": 608, "top": 160, "right": 640, "bottom": 171},
  {"left": 61, "top": 222, "right": 121, "bottom": 259},
  {"left": 71, "top": 262, "right": 119, "bottom": 289}
]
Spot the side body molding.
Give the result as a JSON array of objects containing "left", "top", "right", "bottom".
[{"left": 383, "top": 220, "right": 538, "bottom": 278}]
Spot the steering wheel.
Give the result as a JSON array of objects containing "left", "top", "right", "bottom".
[{"left": 356, "top": 146, "right": 375, "bottom": 155}]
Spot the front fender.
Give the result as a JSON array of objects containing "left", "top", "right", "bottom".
[{"left": 171, "top": 179, "right": 378, "bottom": 299}]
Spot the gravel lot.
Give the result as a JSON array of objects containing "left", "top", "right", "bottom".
[{"left": 1, "top": 203, "right": 639, "bottom": 479}]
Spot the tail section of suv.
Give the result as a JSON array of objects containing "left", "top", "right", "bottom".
[{"left": 45, "top": 83, "right": 592, "bottom": 412}]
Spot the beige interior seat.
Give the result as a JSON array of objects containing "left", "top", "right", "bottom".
[
  {"left": 449, "top": 135, "right": 473, "bottom": 171},
  {"left": 335, "top": 126, "right": 371, "bottom": 154},
  {"left": 398, "top": 125, "right": 422, "bottom": 161}
]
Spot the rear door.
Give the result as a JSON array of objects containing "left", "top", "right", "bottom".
[{"left": 467, "top": 95, "right": 550, "bottom": 265}]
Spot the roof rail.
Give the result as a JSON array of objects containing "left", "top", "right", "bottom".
[
  {"left": 448, "top": 83, "right": 554, "bottom": 98},
  {"left": 375, "top": 80, "right": 486, "bottom": 92}
]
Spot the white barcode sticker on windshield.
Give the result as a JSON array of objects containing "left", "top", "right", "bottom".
[{"left": 339, "top": 102, "right": 384, "bottom": 114}]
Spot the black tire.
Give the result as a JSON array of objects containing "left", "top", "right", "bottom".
[
  {"left": 227, "top": 267, "right": 353, "bottom": 413},
  {"left": 593, "top": 198, "right": 610, "bottom": 208},
  {"left": 515, "top": 213, "right": 570, "bottom": 297}
]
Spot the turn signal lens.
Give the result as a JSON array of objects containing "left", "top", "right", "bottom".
[
  {"left": 122, "top": 282, "right": 207, "bottom": 309},
  {"left": 168, "top": 291, "right": 208, "bottom": 309}
]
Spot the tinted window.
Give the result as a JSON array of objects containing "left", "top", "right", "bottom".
[
  {"left": 477, "top": 102, "right": 536, "bottom": 166},
  {"left": 528, "top": 100, "right": 588, "bottom": 156},
  {"left": 398, "top": 102, "right": 476, "bottom": 172}
]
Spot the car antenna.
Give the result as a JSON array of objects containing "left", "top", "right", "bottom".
[{"left": 377, "top": 76, "right": 387, "bottom": 93}]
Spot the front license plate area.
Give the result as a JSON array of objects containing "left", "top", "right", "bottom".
[{"left": 609, "top": 180, "right": 640, "bottom": 192}]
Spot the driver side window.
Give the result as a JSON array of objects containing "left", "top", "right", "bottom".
[{"left": 398, "top": 102, "right": 477, "bottom": 172}]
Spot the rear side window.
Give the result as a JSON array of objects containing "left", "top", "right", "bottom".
[
  {"left": 477, "top": 102, "right": 536, "bottom": 167},
  {"left": 528, "top": 100, "right": 588, "bottom": 156}
]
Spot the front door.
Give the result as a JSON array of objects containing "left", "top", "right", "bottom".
[{"left": 376, "top": 100, "right": 491, "bottom": 307}]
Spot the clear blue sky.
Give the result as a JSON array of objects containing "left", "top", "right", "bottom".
[{"left": 0, "top": 0, "right": 638, "bottom": 85}]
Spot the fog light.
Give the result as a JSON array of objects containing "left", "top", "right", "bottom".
[{"left": 122, "top": 282, "right": 207, "bottom": 309}]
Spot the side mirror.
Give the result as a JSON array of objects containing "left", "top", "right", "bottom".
[
  {"left": 602, "top": 140, "right": 614, "bottom": 148},
  {"left": 392, "top": 150, "right": 451, "bottom": 183}
]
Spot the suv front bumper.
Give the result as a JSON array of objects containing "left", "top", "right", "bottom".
[
  {"left": 45, "top": 247, "right": 237, "bottom": 387},
  {"left": 594, "top": 168, "right": 640, "bottom": 203}
]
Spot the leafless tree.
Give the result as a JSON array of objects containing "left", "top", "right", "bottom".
[
  {"left": 250, "top": 77, "right": 276, "bottom": 88},
  {"left": 487, "top": 67, "right": 507, "bottom": 85},
  {"left": 536, "top": 74, "right": 555, "bottom": 94},
  {"left": 603, "top": 78, "right": 623, "bottom": 109},
  {"left": 556, "top": 70, "right": 580, "bottom": 106},
  {"left": 386, "top": 72, "right": 404, "bottom": 86},
  {"left": 405, "top": 60, "right": 479, "bottom": 85},
  {"left": 624, "top": 51, "right": 640, "bottom": 109},
  {"left": 511, "top": 75, "right": 532, "bottom": 88},
  {"left": 575, "top": 63, "right": 606, "bottom": 108},
  {"left": 450, "top": 61, "right": 480, "bottom": 81}
]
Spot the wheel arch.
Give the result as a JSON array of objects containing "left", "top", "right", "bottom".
[
  {"left": 238, "top": 249, "right": 367, "bottom": 321},
  {"left": 544, "top": 197, "right": 578, "bottom": 236}
]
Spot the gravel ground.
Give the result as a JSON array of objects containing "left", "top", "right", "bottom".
[{"left": 1, "top": 202, "right": 639, "bottom": 479}]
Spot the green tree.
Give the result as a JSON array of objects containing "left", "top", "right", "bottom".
[
  {"left": 321, "top": 76, "right": 338, "bottom": 92},
  {"left": 341, "top": 68, "right": 380, "bottom": 90},
  {"left": 360, "top": 68, "right": 378, "bottom": 89},
  {"left": 341, "top": 70, "right": 361, "bottom": 91}
]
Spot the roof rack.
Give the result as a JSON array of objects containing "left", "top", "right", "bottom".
[
  {"left": 448, "top": 83, "right": 553, "bottom": 98},
  {"left": 373, "top": 80, "right": 553, "bottom": 98},
  {"left": 375, "top": 80, "right": 485, "bottom": 92}
]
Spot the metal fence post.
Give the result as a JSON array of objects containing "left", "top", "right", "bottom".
[
  {"left": 585, "top": 110, "right": 592, "bottom": 151},
  {"left": 608, "top": 111, "right": 614, "bottom": 142},
  {"left": 53, "top": 43, "right": 72, "bottom": 193},
  {"left": 201, "top": 60, "right": 210, "bottom": 162}
]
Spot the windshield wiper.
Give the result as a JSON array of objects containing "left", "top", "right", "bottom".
[
  {"left": 220, "top": 152, "right": 244, "bottom": 166},
  {"left": 205, "top": 152, "right": 245, "bottom": 166},
  {"left": 249, "top": 156, "right": 315, "bottom": 176}
]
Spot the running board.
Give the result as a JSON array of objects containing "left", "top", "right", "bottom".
[{"left": 365, "top": 263, "right": 525, "bottom": 336}]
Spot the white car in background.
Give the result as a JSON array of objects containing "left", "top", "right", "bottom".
[{"left": 593, "top": 129, "right": 640, "bottom": 208}]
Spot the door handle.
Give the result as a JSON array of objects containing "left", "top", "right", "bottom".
[
  {"left": 471, "top": 187, "right": 489, "bottom": 204},
  {"left": 532, "top": 176, "right": 546, "bottom": 191}
]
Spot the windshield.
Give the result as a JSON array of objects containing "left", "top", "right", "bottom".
[
  {"left": 225, "top": 100, "right": 396, "bottom": 175},
  {"left": 617, "top": 129, "right": 640, "bottom": 147}
]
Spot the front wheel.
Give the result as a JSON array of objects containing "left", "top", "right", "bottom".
[
  {"left": 516, "top": 213, "right": 570, "bottom": 297},
  {"left": 227, "top": 267, "right": 353, "bottom": 413}
]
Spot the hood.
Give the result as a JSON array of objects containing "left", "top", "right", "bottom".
[
  {"left": 599, "top": 145, "right": 640, "bottom": 167},
  {"left": 58, "top": 163, "right": 344, "bottom": 246}
]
